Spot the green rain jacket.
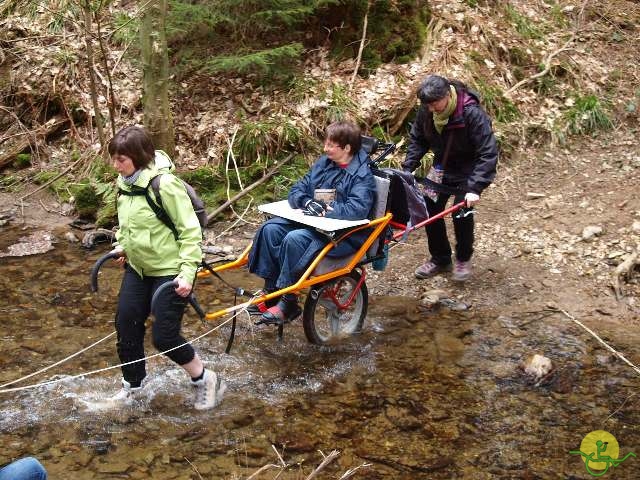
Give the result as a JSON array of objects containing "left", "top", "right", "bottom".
[{"left": 115, "top": 150, "right": 202, "bottom": 282}]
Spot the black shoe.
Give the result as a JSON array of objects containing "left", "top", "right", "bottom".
[
  {"left": 258, "top": 296, "right": 301, "bottom": 326},
  {"left": 246, "top": 290, "right": 279, "bottom": 316},
  {"left": 247, "top": 297, "right": 279, "bottom": 316}
]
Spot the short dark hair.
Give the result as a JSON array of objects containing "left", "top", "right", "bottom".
[
  {"left": 417, "top": 75, "right": 451, "bottom": 104},
  {"left": 325, "top": 121, "right": 362, "bottom": 153},
  {"left": 108, "top": 126, "right": 155, "bottom": 169}
]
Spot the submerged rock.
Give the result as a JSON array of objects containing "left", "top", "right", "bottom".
[{"left": 0, "top": 231, "right": 55, "bottom": 257}]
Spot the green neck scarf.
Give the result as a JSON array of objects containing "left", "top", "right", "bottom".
[{"left": 432, "top": 85, "right": 457, "bottom": 134}]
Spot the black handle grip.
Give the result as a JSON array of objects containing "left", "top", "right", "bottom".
[
  {"left": 188, "top": 294, "right": 205, "bottom": 319},
  {"left": 150, "top": 280, "right": 204, "bottom": 319},
  {"left": 90, "top": 251, "right": 121, "bottom": 293},
  {"left": 150, "top": 280, "right": 179, "bottom": 315}
]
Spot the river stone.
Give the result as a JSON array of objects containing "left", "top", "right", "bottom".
[
  {"left": 229, "top": 413, "right": 255, "bottom": 428},
  {"left": 273, "top": 431, "right": 316, "bottom": 453},
  {"left": 74, "top": 451, "right": 94, "bottom": 467},
  {"left": 434, "top": 331, "right": 465, "bottom": 362},
  {"left": 419, "top": 289, "right": 447, "bottom": 308},
  {"left": 384, "top": 405, "right": 422, "bottom": 431},
  {"left": 95, "top": 460, "right": 131, "bottom": 474},
  {"left": 550, "top": 368, "right": 578, "bottom": 394},
  {"left": 0, "top": 231, "right": 55, "bottom": 257},
  {"left": 521, "top": 353, "right": 553, "bottom": 380},
  {"left": 64, "top": 231, "right": 79, "bottom": 243},
  {"left": 581, "top": 225, "right": 603, "bottom": 241},
  {"left": 19, "top": 339, "right": 48, "bottom": 354}
]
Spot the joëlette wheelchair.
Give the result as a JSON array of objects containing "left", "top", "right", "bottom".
[{"left": 91, "top": 137, "right": 465, "bottom": 347}]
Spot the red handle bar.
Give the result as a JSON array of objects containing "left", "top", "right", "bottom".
[{"left": 390, "top": 200, "right": 467, "bottom": 241}]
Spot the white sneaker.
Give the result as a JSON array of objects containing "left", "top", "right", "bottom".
[
  {"left": 109, "top": 379, "right": 143, "bottom": 406},
  {"left": 192, "top": 370, "right": 226, "bottom": 410},
  {"left": 80, "top": 379, "right": 143, "bottom": 411}
]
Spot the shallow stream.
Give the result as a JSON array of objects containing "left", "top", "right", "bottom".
[{"left": 1, "top": 225, "right": 639, "bottom": 479}]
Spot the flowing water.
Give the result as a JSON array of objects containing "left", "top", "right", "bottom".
[{"left": 1, "top": 225, "right": 639, "bottom": 479}]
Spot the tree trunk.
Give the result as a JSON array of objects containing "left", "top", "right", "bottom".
[
  {"left": 83, "top": 1, "right": 106, "bottom": 148},
  {"left": 140, "top": 0, "right": 175, "bottom": 157}
]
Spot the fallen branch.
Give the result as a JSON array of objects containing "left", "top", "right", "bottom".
[
  {"left": 19, "top": 154, "right": 85, "bottom": 202},
  {"left": 0, "top": 111, "right": 67, "bottom": 170},
  {"left": 305, "top": 449, "right": 340, "bottom": 480},
  {"left": 338, "top": 462, "right": 372, "bottom": 479},
  {"left": 611, "top": 248, "right": 639, "bottom": 300},
  {"left": 245, "top": 464, "right": 282, "bottom": 480},
  {"left": 550, "top": 307, "right": 640, "bottom": 377},
  {"left": 206, "top": 153, "right": 295, "bottom": 225},
  {"left": 505, "top": 35, "right": 576, "bottom": 96}
]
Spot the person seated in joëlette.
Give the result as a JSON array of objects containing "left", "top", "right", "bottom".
[{"left": 247, "top": 120, "right": 376, "bottom": 324}]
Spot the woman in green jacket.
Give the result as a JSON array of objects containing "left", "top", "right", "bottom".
[{"left": 108, "top": 125, "right": 224, "bottom": 410}]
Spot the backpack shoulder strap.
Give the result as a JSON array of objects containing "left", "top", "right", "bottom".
[{"left": 146, "top": 174, "right": 179, "bottom": 240}]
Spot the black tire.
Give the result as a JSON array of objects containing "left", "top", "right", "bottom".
[{"left": 302, "top": 270, "right": 368, "bottom": 345}]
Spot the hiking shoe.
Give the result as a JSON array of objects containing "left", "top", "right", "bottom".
[
  {"left": 259, "top": 296, "right": 302, "bottom": 325},
  {"left": 192, "top": 370, "right": 226, "bottom": 410},
  {"left": 246, "top": 291, "right": 279, "bottom": 316},
  {"left": 414, "top": 261, "right": 452, "bottom": 279},
  {"left": 108, "top": 380, "right": 144, "bottom": 406},
  {"left": 452, "top": 261, "right": 472, "bottom": 282}
]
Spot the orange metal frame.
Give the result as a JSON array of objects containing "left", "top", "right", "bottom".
[
  {"left": 196, "top": 213, "right": 393, "bottom": 321},
  {"left": 194, "top": 200, "right": 466, "bottom": 323}
]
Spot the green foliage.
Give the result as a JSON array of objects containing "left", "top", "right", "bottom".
[
  {"left": 507, "top": 46, "right": 529, "bottom": 67},
  {"left": 562, "top": 94, "right": 613, "bottom": 136},
  {"left": 266, "top": 156, "right": 309, "bottom": 200},
  {"left": 111, "top": 11, "right": 139, "bottom": 46},
  {"left": 33, "top": 171, "right": 60, "bottom": 185},
  {"left": 474, "top": 80, "right": 520, "bottom": 123},
  {"left": 72, "top": 182, "right": 100, "bottom": 219},
  {"left": 179, "top": 167, "right": 220, "bottom": 192},
  {"left": 505, "top": 4, "right": 543, "bottom": 39},
  {"left": 167, "top": 1, "right": 229, "bottom": 38},
  {"left": 168, "top": 0, "right": 427, "bottom": 83},
  {"left": 204, "top": 43, "right": 304, "bottom": 77},
  {"left": 96, "top": 184, "right": 117, "bottom": 227},
  {"left": 324, "top": 84, "right": 361, "bottom": 124},
  {"left": 547, "top": 2, "right": 569, "bottom": 27},
  {"left": 329, "top": 0, "right": 429, "bottom": 72},
  {"left": 235, "top": 117, "right": 307, "bottom": 165},
  {"left": 0, "top": 174, "right": 20, "bottom": 190},
  {"left": 13, "top": 153, "right": 31, "bottom": 168}
]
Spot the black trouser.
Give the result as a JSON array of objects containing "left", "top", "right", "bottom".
[
  {"left": 424, "top": 192, "right": 474, "bottom": 265},
  {"left": 115, "top": 266, "right": 195, "bottom": 386}
]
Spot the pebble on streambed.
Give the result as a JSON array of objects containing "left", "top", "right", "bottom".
[{"left": 520, "top": 353, "right": 554, "bottom": 383}]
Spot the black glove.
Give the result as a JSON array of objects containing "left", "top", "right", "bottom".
[{"left": 303, "top": 199, "right": 327, "bottom": 216}]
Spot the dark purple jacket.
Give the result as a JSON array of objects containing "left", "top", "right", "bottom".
[{"left": 402, "top": 83, "right": 498, "bottom": 195}]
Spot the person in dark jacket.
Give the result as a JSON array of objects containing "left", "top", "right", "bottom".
[
  {"left": 248, "top": 121, "right": 376, "bottom": 324},
  {"left": 402, "top": 74, "right": 498, "bottom": 282}
]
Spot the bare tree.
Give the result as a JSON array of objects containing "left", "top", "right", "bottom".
[
  {"left": 82, "top": 0, "right": 106, "bottom": 148},
  {"left": 140, "top": 0, "right": 174, "bottom": 156}
]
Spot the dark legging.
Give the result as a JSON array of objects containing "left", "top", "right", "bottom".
[
  {"left": 424, "top": 191, "right": 474, "bottom": 265},
  {"left": 115, "top": 266, "right": 195, "bottom": 386}
]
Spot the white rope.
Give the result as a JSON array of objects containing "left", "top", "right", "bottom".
[
  {"left": 0, "top": 316, "right": 236, "bottom": 394},
  {"left": 555, "top": 307, "right": 640, "bottom": 377},
  {"left": 0, "top": 331, "right": 117, "bottom": 388}
]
